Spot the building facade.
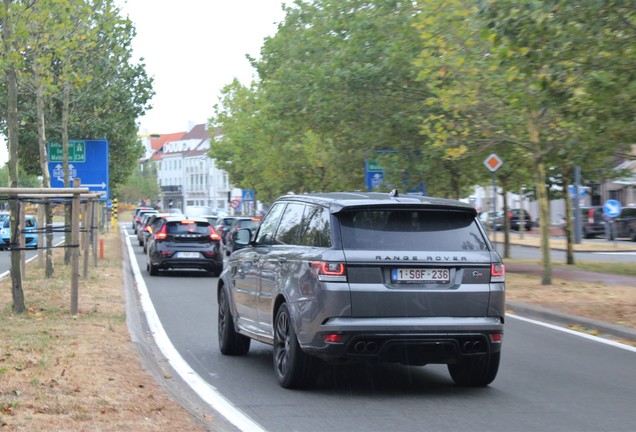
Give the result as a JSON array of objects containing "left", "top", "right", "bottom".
[{"left": 144, "top": 124, "right": 231, "bottom": 213}]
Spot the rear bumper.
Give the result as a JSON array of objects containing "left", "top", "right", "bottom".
[
  {"left": 302, "top": 316, "right": 503, "bottom": 364},
  {"left": 155, "top": 256, "right": 222, "bottom": 271}
]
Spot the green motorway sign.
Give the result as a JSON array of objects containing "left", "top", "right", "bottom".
[{"left": 48, "top": 140, "right": 86, "bottom": 162}]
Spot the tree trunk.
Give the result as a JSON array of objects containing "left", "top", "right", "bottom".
[
  {"left": 3, "top": 0, "right": 25, "bottom": 313},
  {"left": 63, "top": 81, "right": 72, "bottom": 264},
  {"left": 36, "top": 78, "right": 56, "bottom": 276},
  {"left": 528, "top": 113, "right": 552, "bottom": 285},
  {"left": 501, "top": 184, "right": 510, "bottom": 259},
  {"left": 561, "top": 166, "right": 575, "bottom": 265}
]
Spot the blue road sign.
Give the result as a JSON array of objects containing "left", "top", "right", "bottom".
[
  {"left": 568, "top": 185, "right": 587, "bottom": 199},
  {"left": 366, "top": 171, "right": 384, "bottom": 190},
  {"left": 603, "top": 199, "right": 622, "bottom": 218},
  {"left": 242, "top": 189, "right": 255, "bottom": 202},
  {"left": 48, "top": 139, "right": 109, "bottom": 200}
]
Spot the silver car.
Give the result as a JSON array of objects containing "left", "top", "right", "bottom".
[{"left": 217, "top": 191, "right": 505, "bottom": 388}]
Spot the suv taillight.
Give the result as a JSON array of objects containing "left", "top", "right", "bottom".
[
  {"left": 588, "top": 209, "right": 595, "bottom": 224},
  {"left": 209, "top": 226, "right": 221, "bottom": 241},
  {"left": 155, "top": 225, "right": 167, "bottom": 240},
  {"left": 311, "top": 262, "right": 347, "bottom": 282},
  {"left": 490, "top": 263, "right": 505, "bottom": 283}
]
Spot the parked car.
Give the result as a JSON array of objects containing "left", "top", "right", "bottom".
[
  {"left": 608, "top": 206, "right": 636, "bottom": 241},
  {"left": 577, "top": 206, "right": 606, "bottom": 238},
  {"left": 223, "top": 217, "right": 262, "bottom": 255},
  {"left": 145, "top": 216, "right": 223, "bottom": 276},
  {"left": 495, "top": 209, "right": 533, "bottom": 231},
  {"left": 0, "top": 211, "right": 10, "bottom": 225},
  {"left": 0, "top": 215, "right": 38, "bottom": 249},
  {"left": 478, "top": 211, "right": 501, "bottom": 230},
  {"left": 133, "top": 207, "right": 158, "bottom": 234},
  {"left": 217, "top": 190, "right": 505, "bottom": 388}
]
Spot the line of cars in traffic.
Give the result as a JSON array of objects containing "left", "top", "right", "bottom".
[{"left": 131, "top": 206, "right": 261, "bottom": 276}]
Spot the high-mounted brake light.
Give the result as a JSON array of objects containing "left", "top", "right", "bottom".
[
  {"left": 490, "top": 263, "right": 505, "bottom": 283},
  {"left": 311, "top": 261, "right": 347, "bottom": 282}
]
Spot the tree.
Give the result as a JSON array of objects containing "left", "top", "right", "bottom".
[
  {"left": 211, "top": 0, "right": 455, "bottom": 198},
  {"left": 0, "top": 0, "right": 153, "bottom": 311},
  {"left": 1, "top": 0, "right": 27, "bottom": 312},
  {"left": 119, "top": 161, "right": 161, "bottom": 205},
  {"left": 413, "top": 0, "right": 633, "bottom": 284}
]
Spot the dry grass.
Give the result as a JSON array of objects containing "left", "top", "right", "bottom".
[
  {"left": 0, "top": 223, "right": 634, "bottom": 430},
  {"left": 506, "top": 273, "right": 636, "bottom": 331},
  {"left": 0, "top": 228, "right": 207, "bottom": 431}
]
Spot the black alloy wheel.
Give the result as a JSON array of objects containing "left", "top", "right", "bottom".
[
  {"left": 273, "top": 303, "right": 318, "bottom": 389},
  {"left": 218, "top": 288, "right": 250, "bottom": 355}
]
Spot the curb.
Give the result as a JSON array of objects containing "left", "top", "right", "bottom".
[{"left": 506, "top": 300, "right": 636, "bottom": 342}]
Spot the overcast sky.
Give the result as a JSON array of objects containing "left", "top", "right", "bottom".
[
  {"left": 118, "top": 0, "right": 287, "bottom": 134},
  {"left": 0, "top": 1, "right": 287, "bottom": 164}
]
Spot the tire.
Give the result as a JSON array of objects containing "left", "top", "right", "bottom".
[
  {"left": 218, "top": 288, "right": 250, "bottom": 355},
  {"left": 448, "top": 351, "right": 500, "bottom": 387},
  {"left": 273, "top": 303, "right": 318, "bottom": 389},
  {"left": 148, "top": 258, "right": 159, "bottom": 276}
]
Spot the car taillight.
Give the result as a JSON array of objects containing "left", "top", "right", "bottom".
[
  {"left": 588, "top": 209, "right": 594, "bottom": 224},
  {"left": 155, "top": 225, "right": 167, "bottom": 240},
  {"left": 209, "top": 226, "right": 221, "bottom": 241},
  {"left": 489, "top": 333, "right": 503, "bottom": 344},
  {"left": 311, "top": 262, "right": 347, "bottom": 282},
  {"left": 490, "top": 263, "right": 505, "bottom": 283}
]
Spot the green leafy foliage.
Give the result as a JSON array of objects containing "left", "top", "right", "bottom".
[{"left": 1, "top": 0, "right": 153, "bottom": 196}]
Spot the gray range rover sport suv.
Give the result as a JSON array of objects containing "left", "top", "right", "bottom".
[{"left": 217, "top": 191, "right": 505, "bottom": 389}]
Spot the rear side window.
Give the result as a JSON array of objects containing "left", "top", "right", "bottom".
[
  {"left": 166, "top": 221, "right": 209, "bottom": 235},
  {"left": 275, "top": 203, "right": 305, "bottom": 245},
  {"left": 338, "top": 209, "right": 488, "bottom": 251},
  {"left": 298, "top": 205, "right": 331, "bottom": 247},
  {"left": 255, "top": 203, "right": 286, "bottom": 245}
]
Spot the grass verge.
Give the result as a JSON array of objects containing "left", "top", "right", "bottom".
[{"left": 0, "top": 228, "right": 207, "bottom": 431}]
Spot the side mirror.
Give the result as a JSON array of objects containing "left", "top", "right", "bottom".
[{"left": 234, "top": 228, "right": 251, "bottom": 246}]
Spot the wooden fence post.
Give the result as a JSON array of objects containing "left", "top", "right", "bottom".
[{"left": 71, "top": 179, "right": 81, "bottom": 314}]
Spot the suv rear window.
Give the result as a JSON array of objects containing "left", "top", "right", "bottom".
[
  {"left": 165, "top": 221, "right": 209, "bottom": 235},
  {"left": 338, "top": 209, "right": 487, "bottom": 251}
]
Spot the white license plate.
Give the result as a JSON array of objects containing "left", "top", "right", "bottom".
[
  {"left": 391, "top": 268, "right": 450, "bottom": 283},
  {"left": 175, "top": 252, "right": 200, "bottom": 258}
]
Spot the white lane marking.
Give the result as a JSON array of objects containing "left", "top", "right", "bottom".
[
  {"left": 125, "top": 232, "right": 267, "bottom": 432},
  {"left": 507, "top": 314, "right": 636, "bottom": 353},
  {"left": 592, "top": 252, "right": 636, "bottom": 255},
  {"left": 0, "top": 239, "right": 66, "bottom": 278}
]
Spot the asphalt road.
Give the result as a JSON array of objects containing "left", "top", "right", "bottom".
[{"left": 122, "top": 223, "right": 636, "bottom": 432}]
